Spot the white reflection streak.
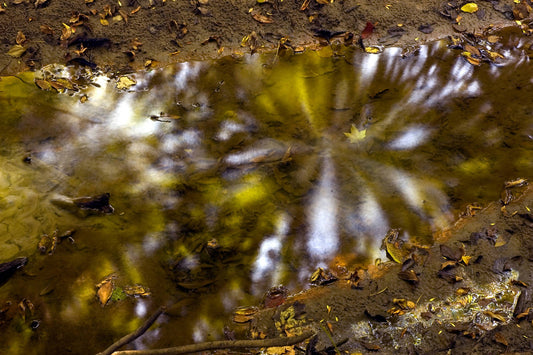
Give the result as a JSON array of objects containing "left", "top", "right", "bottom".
[
  {"left": 389, "top": 126, "right": 430, "bottom": 150},
  {"left": 358, "top": 53, "right": 379, "bottom": 89},
  {"left": 348, "top": 190, "right": 389, "bottom": 242},
  {"left": 307, "top": 155, "right": 338, "bottom": 259},
  {"left": 174, "top": 62, "right": 203, "bottom": 91},
  {"left": 251, "top": 213, "right": 290, "bottom": 286}
]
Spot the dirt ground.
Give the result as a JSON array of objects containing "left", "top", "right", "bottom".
[{"left": 0, "top": 0, "right": 530, "bottom": 75}]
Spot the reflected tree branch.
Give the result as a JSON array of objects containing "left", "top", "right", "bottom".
[
  {"left": 110, "top": 330, "right": 316, "bottom": 355},
  {"left": 97, "top": 306, "right": 165, "bottom": 355}
]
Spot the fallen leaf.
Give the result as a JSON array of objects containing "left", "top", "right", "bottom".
[
  {"left": 361, "top": 21, "right": 374, "bottom": 39},
  {"left": 60, "top": 23, "right": 74, "bottom": 41},
  {"left": 35, "top": 79, "right": 52, "bottom": 90},
  {"left": 344, "top": 124, "right": 366, "bottom": 143},
  {"left": 97, "top": 279, "right": 114, "bottom": 306},
  {"left": 40, "top": 25, "right": 54, "bottom": 35},
  {"left": 300, "top": 0, "right": 310, "bottom": 11},
  {"left": 34, "top": 0, "right": 48, "bottom": 8},
  {"left": 252, "top": 12, "right": 273, "bottom": 23},
  {"left": 461, "top": 3, "right": 479, "bottom": 13},
  {"left": 364, "top": 46, "right": 381, "bottom": 54},
  {"left": 100, "top": 18, "right": 109, "bottom": 26},
  {"left": 16, "top": 31, "right": 26, "bottom": 45},
  {"left": 7, "top": 44, "right": 26, "bottom": 58},
  {"left": 116, "top": 76, "right": 136, "bottom": 89},
  {"left": 484, "top": 310, "right": 506, "bottom": 322},
  {"left": 494, "top": 332, "right": 508, "bottom": 346}
]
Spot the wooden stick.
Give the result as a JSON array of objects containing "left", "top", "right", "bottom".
[
  {"left": 97, "top": 306, "right": 165, "bottom": 355},
  {"left": 111, "top": 330, "right": 316, "bottom": 355}
]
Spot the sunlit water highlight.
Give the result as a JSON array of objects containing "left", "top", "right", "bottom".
[{"left": 0, "top": 32, "right": 532, "bottom": 353}]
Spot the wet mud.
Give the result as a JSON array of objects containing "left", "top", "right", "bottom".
[
  {"left": 241, "top": 185, "right": 533, "bottom": 354},
  {"left": 0, "top": 0, "right": 530, "bottom": 75}
]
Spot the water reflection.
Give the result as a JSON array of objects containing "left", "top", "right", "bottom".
[{"left": 0, "top": 31, "right": 532, "bottom": 353}]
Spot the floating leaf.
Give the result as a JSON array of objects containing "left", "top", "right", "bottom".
[
  {"left": 344, "top": 124, "right": 366, "bottom": 143},
  {"left": 116, "top": 76, "right": 136, "bottom": 89},
  {"left": 461, "top": 3, "right": 479, "bottom": 13},
  {"left": 97, "top": 279, "right": 114, "bottom": 306}
]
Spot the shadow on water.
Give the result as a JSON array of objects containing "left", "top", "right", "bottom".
[{"left": 0, "top": 30, "right": 532, "bottom": 353}]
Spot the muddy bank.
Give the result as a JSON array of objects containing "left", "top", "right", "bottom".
[
  {"left": 0, "top": 0, "right": 530, "bottom": 75},
  {"left": 232, "top": 182, "right": 533, "bottom": 354}
]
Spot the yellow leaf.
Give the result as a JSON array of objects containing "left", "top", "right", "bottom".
[
  {"left": 461, "top": 255, "right": 472, "bottom": 265},
  {"left": 344, "top": 124, "right": 366, "bottom": 143},
  {"left": 7, "top": 44, "right": 26, "bottom": 58},
  {"left": 461, "top": 3, "right": 478, "bottom": 13},
  {"left": 364, "top": 46, "right": 381, "bottom": 54},
  {"left": 100, "top": 18, "right": 109, "bottom": 26}
]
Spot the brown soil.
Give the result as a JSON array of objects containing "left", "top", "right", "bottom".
[{"left": 0, "top": 0, "right": 527, "bottom": 75}]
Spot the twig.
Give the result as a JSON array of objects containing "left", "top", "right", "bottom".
[
  {"left": 111, "top": 330, "right": 316, "bottom": 355},
  {"left": 97, "top": 306, "right": 165, "bottom": 355}
]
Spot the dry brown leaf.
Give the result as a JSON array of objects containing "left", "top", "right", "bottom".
[
  {"left": 60, "top": 24, "right": 74, "bottom": 41},
  {"left": 300, "top": 0, "right": 310, "bottom": 11},
  {"left": 316, "top": 0, "right": 331, "bottom": 4},
  {"left": 252, "top": 12, "right": 273, "bottom": 23},
  {"left": 35, "top": 79, "right": 52, "bottom": 90},
  {"left": 131, "top": 6, "right": 141, "bottom": 14},
  {"left": 16, "top": 31, "right": 26, "bottom": 45},
  {"left": 494, "top": 332, "right": 508, "bottom": 346},
  {"left": 97, "top": 279, "right": 113, "bottom": 306},
  {"left": 40, "top": 25, "right": 54, "bottom": 35}
]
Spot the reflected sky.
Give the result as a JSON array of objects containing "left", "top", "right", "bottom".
[{"left": 0, "top": 31, "right": 532, "bottom": 353}]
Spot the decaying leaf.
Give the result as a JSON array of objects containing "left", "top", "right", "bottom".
[
  {"left": 34, "top": 0, "right": 49, "bottom": 8},
  {"left": 116, "top": 76, "right": 136, "bottom": 89},
  {"left": 96, "top": 278, "right": 114, "bottom": 306},
  {"left": 440, "top": 244, "right": 464, "bottom": 261},
  {"left": 252, "top": 11, "right": 273, "bottom": 24},
  {"left": 233, "top": 306, "right": 258, "bottom": 323},
  {"left": 40, "top": 25, "right": 54, "bottom": 35},
  {"left": 7, "top": 44, "right": 26, "bottom": 58},
  {"left": 310, "top": 267, "right": 338, "bottom": 285},
  {"left": 300, "top": 0, "right": 310, "bottom": 11},
  {"left": 461, "top": 3, "right": 479, "bottom": 13},
  {"left": 60, "top": 23, "right": 75, "bottom": 41},
  {"left": 124, "top": 284, "right": 151, "bottom": 297},
  {"left": 398, "top": 269, "right": 419, "bottom": 284},
  {"left": 494, "top": 332, "right": 508, "bottom": 346},
  {"left": 35, "top": 79, "right": 52, "bottom": 91},
  {"left": 361, "top": 21, "right": 375, "bottom": 39}
]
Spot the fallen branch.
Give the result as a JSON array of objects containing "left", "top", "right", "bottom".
[
  {"left": 111, "top": 330, "right": 316, "bottom": 355},
  {"left": 97, "top": 306, "right": 165, "bottom": 355}
]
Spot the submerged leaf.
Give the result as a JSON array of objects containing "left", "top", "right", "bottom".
[{"left": 97, "top": 279, "right": 114, "bottom": 306}]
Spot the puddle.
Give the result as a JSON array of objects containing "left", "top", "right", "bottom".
[{"left": 0, "top": 31, "right": 532, "bottom": 353}]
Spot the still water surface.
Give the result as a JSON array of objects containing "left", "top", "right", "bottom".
[{"left": 0, "top": 32, "right": 532, "bottom": 353}]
